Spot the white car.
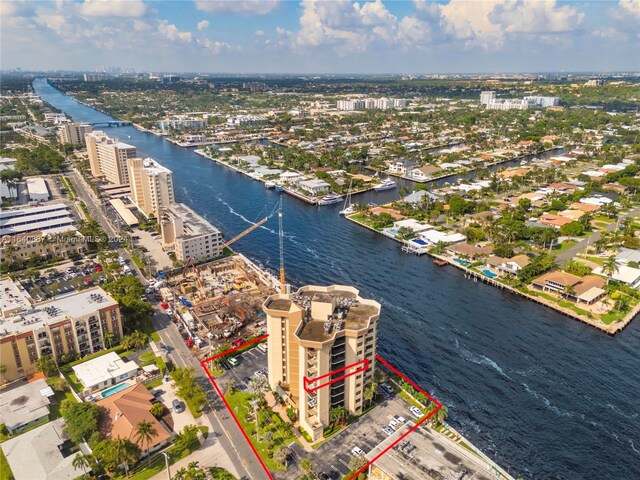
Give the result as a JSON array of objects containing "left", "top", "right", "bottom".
[
  {"left": 410, "top": 406, "right": 423, "bottom": 418},
  {"left": 382, "top": 427, "right": 394, "bottom": 436},
  {"left": 257, "top": 343, "right": 268, "bottom": 353},
  {"left": 351, "top": 447, "right": 364, "bottom": 456},
  {"left": 389, "top": 419, "right": 400, "bottom": 430},
  {"left": 254, "top": 370, "right": 265, "bottom": 377},
  {"left": 393, "top": 414, "right": 406, "bottom": 423},
  {"left": 228, "top": 357, "right": 239, "bottom": 366}
]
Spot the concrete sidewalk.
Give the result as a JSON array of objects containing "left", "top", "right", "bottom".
[{"left": 149, "top": 434, "right": 241, "bottom": 480}]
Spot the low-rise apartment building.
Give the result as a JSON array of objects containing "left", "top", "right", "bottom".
[
  {"left": 159, "top": 203, "right": 222, "bottom": 263},
  {"left": 0, "top": 279, "right": 123, "bottom": 383},
  {"left": 263, "top": 285, "right": 381, "bottom": 441}
]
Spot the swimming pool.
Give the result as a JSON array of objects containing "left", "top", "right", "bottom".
[
  {"left": 453, "top": 257, "right": 472, "bottom": 266},
  {"left": 482, "top": 269, "right": 498, "bottom": 278},
  {"left": 411, "top": 239, "right": 428, "bottom": 246},
  {"left": 100, "top": 382, "right": 131, "bottom": 398}
]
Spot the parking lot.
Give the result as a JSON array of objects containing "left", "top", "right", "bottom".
[
  {"left": 214, "top": 341, "right": 269, "bottom": 391},
  {"left": 281, "top": 395, "right": 417, "bottom": 479},
  {"left": 18, "top": 259, "right": 108, "bottom": 301}
]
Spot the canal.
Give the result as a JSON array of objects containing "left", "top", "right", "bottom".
[{"left": 33, "top": 78, "right": 640, "bottom": 480}]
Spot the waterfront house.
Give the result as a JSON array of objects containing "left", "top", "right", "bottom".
[
  {"left": 299, "top": 179, "right": 331, "bottom": 196},
  {"left": 418, "top": 229, "right": 466, "bottom": 245},
  {"left": 593, "top": 265, "right": 640, "bottom": 288},
  {"left": 392, "top": 219, "right": 434, "bottom": 234},
  {"left": 486, "top": 256, "right": 508, "bottom": 270},
  {"left": 96, "top": 383, "right": 171, "bottom": 454},
  {"left": 369, "top": 207, "right": 406, "bottom": 221},
  {"left": 446, "top": 243, "right": 493, "bottom": 259},
  {"left": 279, "top": 171, "right": 303, "bottom": 184},
  {"left": 408, "top": 165, "right": 442, "bottom": 181},
  {"left": 497, "top": 255, "right": 531, "bottom": 275},
  {"left": 531, "top": 271, "right": 606, "bottom": 304},
  {"left": 0, "top": 378, "right": 54, "bottom": 434}
]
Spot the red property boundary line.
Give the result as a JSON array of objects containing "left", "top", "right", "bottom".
[
  {"left": 200, "top": 335, "right": 442, "bottom": 480},
  {"left": 303, "top": 358, "right": 370, "bottom": 393}
]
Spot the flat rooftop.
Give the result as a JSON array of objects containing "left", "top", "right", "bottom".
[
  {"left": 163, "top": 203, "right": 221, "bottom": 237},
  {"left": 72, "top": 351, "right": 138, "bottom": 388},
  {"left": 0, "top": 277, "right": 32, "bottom": 317},
  {"left": 293, "top": 286, "right": 379, "bottom": 343},
  {"left": 0, "top": 378, "right": 53, "bottom": 430},
  {"left": 141, "top": 157, "right": 172, "bottom": 174},
  {"left": 0, "top": 287, "right": 118, "bottom": 338}
]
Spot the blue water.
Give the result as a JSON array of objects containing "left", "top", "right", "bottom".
[
  {"left": 454, "top": 258, "right": 473, "bottom": 267},
  {"left": 34, "top": 79, "right": 640, "bottom": 480},
  {"left": 100, "top": 382, "right": 131, "bottom": 398}
]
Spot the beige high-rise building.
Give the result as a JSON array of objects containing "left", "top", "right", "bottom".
[
  {"left": 127, "top": 157, "right": 175, "bottom": 217},
  {"left": 160, "top": 203, "right": 222, "bottom": 263},
  {"left": 85, "top": 130, "right": 137, "bottom": 185},
  {"left": 263, "top": 285, "right": 380, "bottom": 441},
  {"left": 0, "top": 279, "right": 123, "bottom": 384},
  {"left": 58, "top": 122, "right": 93, "bottom": 145}
]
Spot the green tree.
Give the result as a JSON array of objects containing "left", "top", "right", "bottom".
[
  {"left": 330, "top": 406, "right": 347, "bottom": 427},
  {"left": 560, "top": 221, "right": 585, "bottom": 237},
  {"left": 435, "top": 405, "right": 449, "bottom": 425},
  {"left": 448, "top": 195, "right": 474, "bottom": 217},
  {"left": 347, "top": 454, "right": 368, "bottom": 472},
  {"left": 35, "top": 355, "right": 58, "bottom": 377},
  {"left": 0, "top": 364, "right": 6, "bottom": 384},
  {"left": 364, "top": 381, "right": 378, "bottom": 408},
  {"left": 273, "top": 446, "right": 288, "bottom": 467},
  {"left": 299, "top": 458, "right": 314, "bottom": 477},
  {"left": 62, "top": 402, "right": 100, "bottom": 443},
  {"left": 134, "top": 420, "right": 158, "bottom": 466},
  {"left": 72, "top": 453, "right": 92, "bottom": 477},
  {"left": 602, "top": 255, "right": 620, "bottom": 284},
  {"left": 150, "top": 402, "right": 165, "bottom": 418}
]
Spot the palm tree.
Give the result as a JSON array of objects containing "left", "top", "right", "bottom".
[
  {"left": 330, "top": 406, "right": 347, "bottom": 427},
  {"left": 563, "top": 284, "right": 576, "bottom": 300},
  {"left": 435, "top": 405, "right": 449, "bottom": 425},
  {"left": 0, "top": 364, "right": 6, "bottom": 385},
  {"left": 134, "top": 420, "right": 158, "bottom": 465},
  {"left": 274, "top": 446, "right": 288, "bottom": 467},
  {"left": 602, "top": 255, "right": 619, "bottom": 284},
  {"left": 103, "top": 332, "right": 115, "bottom": 349},
  {"left": 72, "top": 453, "right": 92, "bottom": 476},
  {"left": 112, "top": 438, "right": 140, "bottom": 477},
  {"left": 299, "top": 458, "right": 314, "bottom": 477},
  {"left": 363, "top": 381, "right": 378, "bottom": 408}
]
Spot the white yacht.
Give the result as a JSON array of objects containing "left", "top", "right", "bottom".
[
  {"left": 318, "top": 193, "right": 343, "bottom": 205},
  {"left": 265, "top": 180, "right": 276, "bottom": 189},
  {"left": 373, "top": 178, "right": 397, "bottom": 191}
]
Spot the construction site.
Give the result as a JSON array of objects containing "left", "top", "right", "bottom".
[{"left": 156, "top": 200, "right": 287, "bottom": 353}]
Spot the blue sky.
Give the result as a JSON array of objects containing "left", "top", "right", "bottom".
[{"left": 2, "top": 0, "right": 639, "bottom": 73}]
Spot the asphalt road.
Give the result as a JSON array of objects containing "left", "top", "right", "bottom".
[
  {"left": 555, "top": 205, "right": 640, "bottom": 266},
  {"left": 70, "top": 168, "right": 269, "bottom": 480}
]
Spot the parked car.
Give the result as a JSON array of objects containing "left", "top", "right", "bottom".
[
  {"left": 351, "top": 447, "right": 365, "bottom": 456},
  {"left": 172, "top": 399, "right": 184, "bottom": 413},
  {"left": 410, "top": 406, "right": 424, "bottom": 418},
  {"left": 228, "top": 357, "right": 239, "bottom": 366},
  {"left": 257, "top": 343, "right": 268, "bottom": 353},
  {"left": 380, "top": 383, "right": 394, "bottom": 395},
  {"left": 382, "top": 427, "right": 394, "bottom": 436},
  {"left": 394, "top": 414, "right": 406, "bottom": 423}
]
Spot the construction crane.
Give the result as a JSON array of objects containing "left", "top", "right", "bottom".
[{"left": 219, "top": 198, "right": 286, "bottom": 292}]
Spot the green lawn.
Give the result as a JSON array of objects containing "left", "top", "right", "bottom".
[
  {"left": 115, "top": 437, "right": 202, "bottom": 480},
  {"left": 224, "top": 391, "right": 296, "bottom": 472},
  {"left": 552, "top": 240, "right": 578, "bottom": 255},
  {"left": 0, "top": 448, "right": 13, "bottom": 480},
  {"left": 210, "top": 467, "right": 237, "bottom": 480}
]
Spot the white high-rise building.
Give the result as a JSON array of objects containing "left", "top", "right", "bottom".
[
  {"left": 480, "top": 91, "right": 496, "bottom": 106},
  {"left": 85, "top": 131, "right": 137, "bottom": 185},
  {"left": 127, "top": 157, "right": 175, "bottom": 217},
  {"left": 523, "top": 96, "right": 560, "bottom": 108},
  {"left": 160, "top": 203, "right": 222, "bottom": 263}
]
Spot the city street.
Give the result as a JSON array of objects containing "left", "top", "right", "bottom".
[{"left": 70, "top": 167, "right": 270, "bottom": 480}]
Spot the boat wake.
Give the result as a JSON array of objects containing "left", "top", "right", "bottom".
[
  {"left": 522, "top": 383, "right": 575, "bottom": 418},
  {"left": 458, "top": 347, "right": 512, "bottom": 381}
]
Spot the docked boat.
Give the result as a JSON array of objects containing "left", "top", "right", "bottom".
[
  {"left": 318, "top": 193, "right": 343, "bottom": 205},
  {"left": 275, "top": 185, "right": 285, "bottom": 192},
  {"left": 265, "top": 180, "right": 276, "bottom": 189},
  {"left": 339, "top": 178, "right": 355, "bottom": 215},
  {"left": 373, "top": 178, "right": 397, "bottom": 191}
]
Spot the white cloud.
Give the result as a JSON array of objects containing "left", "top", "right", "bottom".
[
  {"left": 197, "top": 20, "right": 210, "bottom": 31},
  {"left": 200, "top": 38, "right": 233, "bottom": 54},
  {"left": 158, "top": 21, "right": 193, "bottom": 42},
  {"left": 195, "top": 0, "right": 280, "bottom": 15},
  {"left": 619, "top": 0, "right": 640, "bottom": 19},
  {"left": 78, "top": 0, "right": 146, "bottom": 18},
  {"left": 436, "top": 0, "right": 584, "bottom": 51},
  {"left": 0, "top": 0, "right": 36, "bottom": 18},
  {"left": 255, "top": 29, "right": 265, "bottom": 36},
  {"left": 295, "top": 0, "right": 424, "bottom": 53}
]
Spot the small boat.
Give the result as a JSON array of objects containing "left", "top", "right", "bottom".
[
  {"left": 339, "top": 178, "right": 355, "bottom": 215},
  {"left": 275, "top": 185, "right": 284, "bottom": 192},
  {"left": 265, "top": 181, "right": 276, "bottom": 189},
  {"left": 373, "top": 178, "right": 397, "bottom": 191},
  {"left": 433, "top": 258, "right": 448, "bottom": 266},
  {"left": 318, "top": 193, "right": 343, "bottom": 205}
]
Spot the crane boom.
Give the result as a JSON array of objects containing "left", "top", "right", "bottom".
[
  {"left": 278, "top": 200, "right": 285, "bottom": 293},
  {"left": 220, "top": 216, "right": 269, "bottom": 249}
]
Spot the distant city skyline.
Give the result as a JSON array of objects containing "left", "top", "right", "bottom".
[{"left": 2, "top": 0, "right": 639, "bottom": 74}]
